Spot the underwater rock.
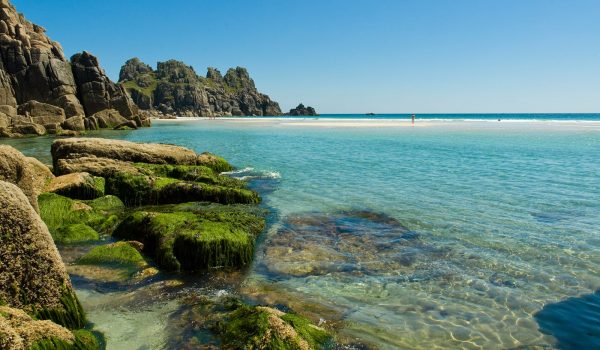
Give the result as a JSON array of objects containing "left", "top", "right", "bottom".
[
  {"left": 45, "top": 172, "right": 105, "bottom": 200},
  {"left": 114, "top": 204, "right": 265, "bottom": 272},
  {"left": 0, "top": 181, "right": 86, "bottom": 330},
  {"left": 263, "top": 210, "right": 438, "bottom": 277}
]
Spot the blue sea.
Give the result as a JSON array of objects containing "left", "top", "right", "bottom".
[{"left": 4, "top": 115, "right": 600, "bottom": 349}]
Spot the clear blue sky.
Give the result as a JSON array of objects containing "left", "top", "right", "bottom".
[{"left": 12, "top": 0, "right": 600, "bottom": 113}]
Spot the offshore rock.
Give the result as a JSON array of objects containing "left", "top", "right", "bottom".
[
  {"left": 288, "top": 103, "right": 318, "bottom": 116},
  {"left": 119, "top": 58, "right": 282, "bottom": 117}
]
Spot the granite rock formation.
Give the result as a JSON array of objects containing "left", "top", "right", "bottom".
[
  {"left": 0, "top": 180, "right": 86, "bottom": 329},
  {"left": 119, "top": 58, "right": 282, "bottom": 117},
  {"left": 0, "top": 0, "right": 148, "bottom": 138},
  {"left": 287, "top": 103, "right": 318, "bottom": 116}
]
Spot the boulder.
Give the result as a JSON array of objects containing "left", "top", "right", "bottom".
[
  {"left": 113, "top": 120, "right": 137, "bottom": 130},
  {"left": 114, "top": 205, "right": 265, "bottom": 271},
  {"left": 0, "top": 181, "right": 86, "bottom": 329},
  {"left": 17, "top": 100, "right": 65, "bottom": 124},
  {"left": 44, "top": 172, "right": 104, "bottom": 200},
  {"left": 91, "top": 108, "right": 128, "bottom": 128},
  {"left": 52, "top": 138, "right": 208, "bottom": 168},
  {"left": 61, "top": 115, "right": 85, "bottom": 131},
  {"left": 10, "top": 122, "right": 45, "bottom": 135},
  {"left": 0, "top": 145, "right": 54, "bottom": 211}
]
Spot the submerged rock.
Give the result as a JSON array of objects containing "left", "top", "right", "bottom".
[
  {"left": 0, "top": 181, "right": 86, "bottom": 330},
  {"left": 263, "top": 210, "right": 439, "bottom": 277}
]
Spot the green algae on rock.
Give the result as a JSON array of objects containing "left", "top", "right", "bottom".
[
  {"left": 38, "top": 193, "right": 125, "bottom": 240},
  {"left": 0, "top": 305, "right": 99, "bottom": 350},
  {"left": 173, "top": 296, "right": 332, "bottom": 350},
  {"left": 53, "top": 224, "right": 100, "bottom": 245},
  {"left": 75, "top": 242, "right": 151, "bottom": 282},
  {"left": 114, "top": 205, "right": 265, "bottom": 272}
]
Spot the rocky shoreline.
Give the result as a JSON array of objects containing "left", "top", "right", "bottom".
[{"left": 0, "top": 138, "right": 334, "bottom": 349}]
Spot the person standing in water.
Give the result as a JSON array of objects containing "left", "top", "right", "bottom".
[{"left": 411, "top": 114, "right": 416, "bottom": 126}]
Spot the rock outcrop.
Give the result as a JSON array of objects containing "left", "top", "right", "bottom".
[
  {"left": 0, "top": 0, "right": 149, "bottom": 137},
  {"left": 0, "top": 181, "right": 86, "bottom": 330},
  {"left": 287, "top": 103, "right": 318, "bottom": 116},
  {"left": 119, "top": 58, "right": 282, "bottom": 117}
]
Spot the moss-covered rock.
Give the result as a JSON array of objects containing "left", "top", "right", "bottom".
[
  {"left": 113, "top": 205, "right": 265, "bottom": 272},
  {"left": 74, "top": 242, "right": 151, "bottom": 282},
  {"left": 219, "top": 303, "right": 332, "bottom": 350},
  {"left": 105, "top": 172, "right": 259, "bottom": 207},
  {"left": 174, "top": 297, "right": 332, "bottom": 350},
  {"left": 38, "top": 193, "right": 124, "bottom": 239},
  {"left": 53, "top": 224, "right": 100, "bottom": 245},
  {"left": 133, "top": 163, "right": 243, "bottom": 188}
]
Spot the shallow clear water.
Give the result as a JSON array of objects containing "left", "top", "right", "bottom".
[{"left": 3, "top": 118, "right": 600, "bottom": 349}]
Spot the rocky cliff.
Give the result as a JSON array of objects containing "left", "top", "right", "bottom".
[
  {"left": 119, "top": 58, "right": 282, "bottom": 117},
  {"left": 0, "top": 0, "right": 148, "bottom": 137}
]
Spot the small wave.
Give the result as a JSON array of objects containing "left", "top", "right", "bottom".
[{"left": 221, "top": 167, "right": 281, "bottom": 180}]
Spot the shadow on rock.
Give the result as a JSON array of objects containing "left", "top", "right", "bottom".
[{"left": 534, "top": 290, "right": 600, "bottom": 350}]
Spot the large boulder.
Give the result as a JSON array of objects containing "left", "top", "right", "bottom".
[
  {"left": 52, "top": 138, "right": 208, "bottom": 169},
  {"left": 0, "top": 181, "right": 86, "bottom": 329},
  {"left": 0, "top": 145, "right": 54, "bottom": 211},
  {"left": 10, "top": 122, "right": 45, "bottom": 135},
  {"left": 118, "top": 57, "right": 153, "bottom": 82}
]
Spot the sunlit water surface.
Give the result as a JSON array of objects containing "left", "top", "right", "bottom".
[{"left": 4, "top": 119, "right": 600, "bottom": 350}]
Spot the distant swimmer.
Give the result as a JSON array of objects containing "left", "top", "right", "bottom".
[{"left": 411, "top": 114, "right": 416, "bottom": 126}]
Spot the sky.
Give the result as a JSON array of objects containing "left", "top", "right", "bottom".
[{"left": 12, "top": 0, "right": 600, "bottom": 113}]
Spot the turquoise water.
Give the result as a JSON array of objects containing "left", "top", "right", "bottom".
[
  {"left": 267, "top": 113, "right": 600, "bottom": 121},
  {"left": 3, "top": 118, "right": 600, "bottom": 349}
]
